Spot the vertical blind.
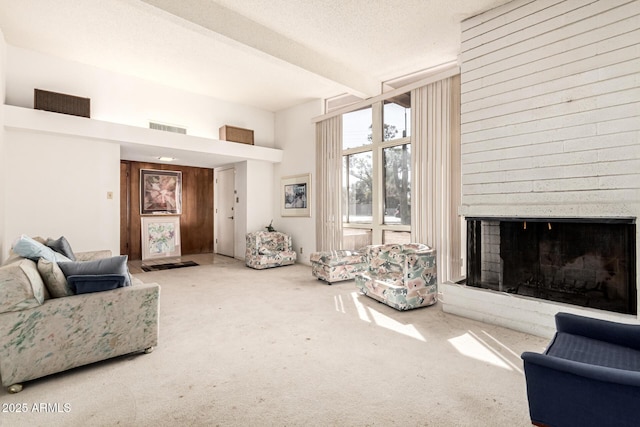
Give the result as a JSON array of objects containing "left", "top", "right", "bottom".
[
  {"left": 315, "top": 116, "right": 343, "bottom": 251},
  {"left": 411, "top": 75, "right": 462, "bottom": 283}
]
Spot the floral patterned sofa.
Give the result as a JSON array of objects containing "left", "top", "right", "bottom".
[
  {"left": 0, "top": 237, "right": 159, "bottom": 393},
  {"left": 245, "top": 231, "right": 297, "bottom": 269},
  {"left": 310, "top": 249, "right": 367, "bottom": 284},
  {"left": 355, "top": 243, "right": 437, "bottom": 310}
]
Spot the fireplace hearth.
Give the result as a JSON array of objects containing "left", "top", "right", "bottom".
[{"left": 467, "top": 218, "right": 637, "bottom": 315}]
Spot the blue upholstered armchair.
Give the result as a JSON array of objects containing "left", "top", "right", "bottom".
[{"left": 521, "top": 312, "right": 640, "bottom": 427}]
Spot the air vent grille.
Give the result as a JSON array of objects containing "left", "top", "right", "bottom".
[{"left": 149, "top": 122, "right": 187, "bottom": 134}]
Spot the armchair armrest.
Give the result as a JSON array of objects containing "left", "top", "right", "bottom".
[
  {"left": 522, "top": 351, "right": 640, "bottom": 387},
  {"left": 555, "top": 312, "right": 640, "bottom": 351},
  {"left": 405, "top": 249, "right": 437, "bottom": 284},
  {"left": 0, "top": 281, "right": 160, "bottom": 387}
]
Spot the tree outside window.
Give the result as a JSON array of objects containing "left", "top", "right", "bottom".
[
  {"left": 343, "top": 152, "right": 372, "bottom": 223},
  {"left": 383, "top": 144, "right": 411, "bottom": 225}
]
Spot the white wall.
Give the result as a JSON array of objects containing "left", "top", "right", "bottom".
[
  {"left": 232, "top": 160, "right": 275, "bottom": 259},
  {"left": 445, "top": 0, "right": 640, "bottom": 337},
  {"left": 274, "top": 99, "right": 322, "bottom": 265},
  {"left": 3, "top": 131, "right": 120, "bottom": 257},
  {"left": 246, "top": 160, "right": 275, "bottom": 234},
  {"left": 228, "top": 99, "right": 320, "bottom": 263},
  {"left": 5, "top": 45, "right": 275, "bottom": 146},
  {"left": 233, "top": 162, "right": 248, "bottom": 259},
  {"left": 2, "top": 44, "right": 284, "bottom": 260}
]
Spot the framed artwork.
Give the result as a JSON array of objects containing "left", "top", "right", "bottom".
[
  {"left": 281, "top": 173, "right": 310, "bottom": 217},
  {"left": 141, "top": 216, "right": 181, "bottom": 260},
  {"left": 140, "top": 169, "right": 182, "bottom": 215}
]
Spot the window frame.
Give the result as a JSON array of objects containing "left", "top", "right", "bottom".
[{"left": 342, "top": 99, "right": 411, "bottom": 245}]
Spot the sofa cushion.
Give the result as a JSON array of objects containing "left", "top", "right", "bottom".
[
  {"left": 45, "top": 236, "right": 76, "bottom": 261},
  {"left": 58, "top": 255, "right": 132, "bottom": 287},
  {"left": 12, "top": 235, "right": 71, "bottom": 263},
  {"left": 310, "top": 250, "right": 367, "bottom": 266},
  {"left": 0, "top": 258, "right": 46, "bottom": 313},
  {"left": 547, "top": 332, "right": 640, "bottom": 371},
  {"left": 37, "top": 258, "right": 74, "bottom": 298},
  {"left": 402, "top": 243, "right": 431, "bottom": 252},
  {"left": 67, "top": 274, "right": 127, "bottom": 294},
  {"left": 258, "top": 247, "right": 276, "bottom": 256}
]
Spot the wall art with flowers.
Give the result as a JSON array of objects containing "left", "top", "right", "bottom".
[{"left": 141, "top": 216, "right": 181, "bottom": 260}]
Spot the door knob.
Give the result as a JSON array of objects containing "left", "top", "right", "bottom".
[{"left": 228, "top": 216, "right": 234, "bottom": 220}]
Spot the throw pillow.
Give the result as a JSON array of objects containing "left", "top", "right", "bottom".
[
  {"left": 45, "top": 236, "right": 76, "bottom": 261},
  {"left": 12, "top": 235, "right": 71, "bottom": 263},
  {"left": 67, "top": 274, "right": 127, "bottom": 294},
  {"left": 58, "top": 255, "right": 132, "bottom": 287},
  {"left": 37, "top": 258, "right": 74, "bottom": 298}
]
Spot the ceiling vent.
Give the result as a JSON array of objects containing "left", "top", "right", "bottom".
[{"left": 149, "top": 121, "right": 187, "bottom": 134}]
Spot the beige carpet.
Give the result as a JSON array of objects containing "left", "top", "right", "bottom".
[{"left": 0, "top": 257, "right": 548, "bottom": 427}]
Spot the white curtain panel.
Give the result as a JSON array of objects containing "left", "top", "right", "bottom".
[
  {"left": 411, "top": 75, "right": 463, "bottom": 283},
  {"left": 315, "top": 116, "right": 343, "bottom": 251}
]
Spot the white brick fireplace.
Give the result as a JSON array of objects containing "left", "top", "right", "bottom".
[{"left": 441, "top": 0, "right": 640, "bottom": 337}]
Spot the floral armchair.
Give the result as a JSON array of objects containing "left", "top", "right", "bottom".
[
  {"left": 245, "top": 231, "right": 297, "bottom": 269},
  {"left": 355, "top": 243, "right": 437, "bottom": 310}
]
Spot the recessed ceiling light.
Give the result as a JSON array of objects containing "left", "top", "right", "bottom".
[{"left": 156, "top": 156, "right": 175, "bottom": 161}]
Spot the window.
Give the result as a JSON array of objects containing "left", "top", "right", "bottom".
[
  {"left": 342, "top": 92, "right": 412, "bottom": 246},
  {"left": 342, "top": 107, "right": 372, "bottom": 149},
  {"left": 343, "top": 228, "right": 372, "bottom": 251},
  {"left": 343, "top": 151, "right": 372, "bottom": 223},
  {"left": 383, "top": 95, "right": 411, "bottom": 141}
]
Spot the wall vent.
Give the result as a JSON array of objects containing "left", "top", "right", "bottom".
[
  {"left": 149, "top": 122, "right": 187, "bottom": 134},
  {"left": 34, "top": 89, "right": 90, "bottom": 118}
]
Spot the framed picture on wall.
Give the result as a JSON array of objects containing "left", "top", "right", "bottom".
[
  {"left": 140, "top": 169, "right": 182, "bottom": 215},
  {"left": 141, "top": 216, "right": 181, "bottom": 260},
  {"left": 281, "top": 173, "right": 311, "bottom": 217}
]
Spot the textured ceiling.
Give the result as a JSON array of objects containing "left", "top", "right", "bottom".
[{"left": 0, "top": 0, "right": 511, "bottom": 112}]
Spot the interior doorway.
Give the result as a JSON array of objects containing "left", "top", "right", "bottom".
[{"left": 215, "top": 167, "right": 235, "bottom": 257}]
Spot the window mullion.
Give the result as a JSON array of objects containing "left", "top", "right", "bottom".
[
  {"left": 343, "top": 156, "right": 350, "bottom": 222},
  {"left": 371, "top": 102, "right": 383, "bottom": 244}
]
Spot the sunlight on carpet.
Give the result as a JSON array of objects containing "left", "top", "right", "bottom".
[
  {"left": 334, "top": 294, "right": 346, "bottom": 313},
  {"left": 348, "top": 291, "right": 426, "bottom": 341},
  {"left": 448, "top": 332, "right": 515, "bottom": 370}
]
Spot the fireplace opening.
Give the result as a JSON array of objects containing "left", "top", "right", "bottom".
[{"left": 466, "top": 218, "right": 637, "bottom": 315}]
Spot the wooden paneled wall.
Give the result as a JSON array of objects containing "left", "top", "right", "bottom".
[{"left": 120, "top": 161, "right": 214, "bottom": 259}]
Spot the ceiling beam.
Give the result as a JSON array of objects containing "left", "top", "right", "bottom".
[{"left": 140, "top": 0, "right": 381, "bottom": 99}]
